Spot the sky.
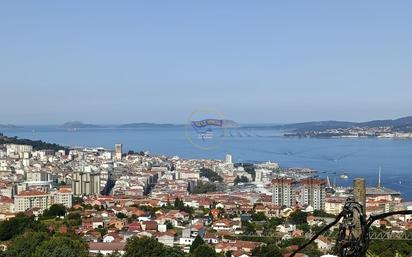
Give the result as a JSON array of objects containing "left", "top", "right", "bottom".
[{"left": 0, "top": 1, "right": 411, "bottom": 125}]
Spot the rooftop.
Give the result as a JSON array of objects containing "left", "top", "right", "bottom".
[{"left": 366, "top": 186, "right": 401, "bottom": 196}]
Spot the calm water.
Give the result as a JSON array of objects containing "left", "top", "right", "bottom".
[{"left": 3, "top": 126, "right": 412, "bottom": 200}]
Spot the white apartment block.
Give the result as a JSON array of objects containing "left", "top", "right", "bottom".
[
  {"left": 14, "top": 188, "right": 73, "bottom": 213},
  {"left": 300, "top": 178, "right": 326, "bottom": 210},
  {"left": 14, "top": 191, "right": 49, "bottom": 213},
  {"left": 6, "top": 144, "right": 33, "bottom": 156},
  {"left": 272, "top": 178, "right": 293, "bottom": 207}
]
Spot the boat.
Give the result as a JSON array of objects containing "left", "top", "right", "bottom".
[{"left": 340, "top": 172, "right": 349, "bottom": 180}]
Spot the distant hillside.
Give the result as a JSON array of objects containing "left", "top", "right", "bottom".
[
  {"left": 0, "top": 134, "right": 68, "bottom": 152},
  {"left": 61, "top": 121, "right": 100, "bottom": 129},
  {"left": 277, "top": 121, "right": 355, "bottom": 132},
  {"left": 0, "top": 124, "right": 19, "bottom": 129},
  {"left": 278, "top": 116, "right": 412, "bottom": 132},
  {"left": 120, "top": 120, "right": 239, "bottom": 129},
  {"left": 358, "top": 116, "right": 412, "bottom": 128}
]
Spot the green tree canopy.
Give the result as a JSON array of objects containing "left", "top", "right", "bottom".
[
  {"left": 116, "top": 212, "right": 127, "bottom": 219},
  {"left": 252, "top": 243, "right": 282, "bottom": 257},
  {"left": 0, "top": 213, "right": 45, "bottom": 241},
  {"left": 43, "top": 204, "right": 66, "bottom": 218},
  {"left": 252, "top": 212, "right": 267, "bottom": 221},
  {"left": 192, "top": 182, "right": 218, "bottom": 194},
  {"left": 7, "top": 231, "right": 49, "bottom": 257},
  {"left": 190, "top": 235, "right": 205, "bottom": 253},
  {"left": 33, "top": 236, "right": 88, "bottom": 257},
  {"left": 369, "top": 240, "right": 412, "bottom": 257},
  {"left": 199, "top": 168, "right": 223, "bottom": 182},
  {"left": 289, "top": 210, "right": 308, "bottom": 225},
  {"left": 124, "top": 236, "right": 184, "bottom": 257},
  {"left": 192, "top": 245, "right": 217, "bottom": 257},
  {"left": 234, "top": 175, "right": 249, "bottom": 185}
]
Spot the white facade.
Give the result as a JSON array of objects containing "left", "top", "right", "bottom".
[
  {"left": 14, "top": 191, "right": 49, "bottom": 213},
  {"left": 300, "top": 178, "right": 326, "bottom": 210},
  {"left": 225, "top": 154, "right": 232, "bottom": 164},
  {"left": 272, "top": 178, "right": 293, "bottom": 207}
]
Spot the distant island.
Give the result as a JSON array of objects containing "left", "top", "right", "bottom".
[
  {"left": 61, "top": 121, "right": 101, "bottom": 129},
  {"left": 59, "top": 120, "right": 240, "bottom": 129},
  {"left": 282, "top": 116, "right": 412, "bottom": 138},
  {"left": 0, "top": 124, "right": 20, "bottom": 129}
]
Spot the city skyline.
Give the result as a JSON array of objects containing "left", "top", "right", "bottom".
[{"left": 1, "top": 1, "right": 412, "bottom": 124}]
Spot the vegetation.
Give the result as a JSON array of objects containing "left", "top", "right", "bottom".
[
  {"left": 289, "top": 210, "right": 308, "bottom": 225},
  {"left": 263, "top": 217, "right": 284, "bottom": 235},
  {"left": 42, "top": 204, "right": 66, "bottom": 218},
  {"left": 280, "top": 238, "right": 322, "bottom": 257},
  {"left": 242, "top": 164, "right": 256, "bottom": 181},
  {"left": 116, "top": 212, "right": 127, "bottom": 219},
  {"left": 32, "top": 236, "right": 88, "bottom": 257},
  {"left": 190, "top": 235, "right": 205, "bottom": 253},
  {"left": 199, "top": 168, "right": 223, "bottom": 182},
  {"left": 234, "top": 175, "right": 249, "bottom": 185},
  {"left": 6, "top": 232, "right": 49, "bottom": 257},
  {"left": 124, "top": 236, "right": 185, "bottom": 257},
  {"left": 251, "top": 212, "right": 267, "bottom": 222},
  {"left": 313, "top": 209, "right": 336, "bottom": 218},
  {"left": 368, "top": 240, "right": 412, "bottom": 257},
  {"left": 252, "top": 243, "right": 282, "bottom": 257},
  {"left": 192, "top": 181, "right": 218, "bottom": 194},
  {"left": 0, "top": 210, "right": 92, "bottom": 257},
  {"left": 0, "top": 213, "right": 45, "bottom": 241},
  {"left": 0, "top": 135, "right": 68, "bottom": 152},
  {"left": 170, "top": 197, "right": 194, "bottom": 216},
  {"left": 242, "top": 221, "right": 256, "bottom": 235},
  {"left": 191, "top": 244, "right": 217, "bottom": 257}
]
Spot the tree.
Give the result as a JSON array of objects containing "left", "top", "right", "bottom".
[
  {"left": 7, "top": 231, "right": 49, "bottom": 257},
  {"left": 289, "top": 210, "right": 308, "bottom": 225},
  {"left": 116, "top": 212, "right": 127, "bottom": 219},
  {"left": 243, "top": 165, "right": 256, "bottom": 181},
  {"left": 33, "top": 236, "right": 88, "bottom": 257},
  {"left": 193, "top": 245, "right": 217, "bottom": 257},
  {"left": 174, "top": 198, "right": 185, "bottom": 210},
  {"left": 242, "top": 221, "right": 256, "bottom": 235},
  {"left": 313, "top": 209, "right": 335, "bottom": 218},
  {"left": 263, "top": 217, "right": 284, "bottom": 235},
  {"left": 192, "top": 182, "right": 217, "bottom": 194},
  {"left": 124, "top": 236, "right": 185, "bottom": 257},
  {"left": 199, "top": 168, "right": 223, "bottom": 182},
  {"left": 252, "top": 212, "right": 267, "bottom": 221},
  {"left": 0, "top": 213, "right": 45, "bottom": 241},
  {"left": 190, "top": 235, "right": 205, "bottom": 253},
  {"left": 369, "top": 240, "right": 412, "bottom": 257},
  {"left": 164, "top": 220, "right": 174, "bottom": 230},
  {"left": 234, "top": 175, "right": 249, "bottom": 185},
  {"left": 252, "top": 243, "right": 282, "bottom": 257},
  {"left": 43, "top": 204, "right": 66, "bottom": 217}
]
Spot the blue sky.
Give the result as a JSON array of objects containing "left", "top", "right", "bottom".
[{"left": 1, "top": 1, "right": 411, "bottom": 124}]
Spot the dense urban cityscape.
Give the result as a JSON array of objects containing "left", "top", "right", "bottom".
[
  {"left": 0, "top": 140, "right": 410, "bottom": 257},
  {"left": 2, "top": 1, "right": 412, "bottom": 257}
]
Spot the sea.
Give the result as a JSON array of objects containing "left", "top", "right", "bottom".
[{"left": 2, "top": 125, "right": 412, "bottom": 200}]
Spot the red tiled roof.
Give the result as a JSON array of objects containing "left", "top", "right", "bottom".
[
  {"left": 89, "top": 242, "right": 126, "bottom": 251},
  {"left": 16, "top": 190, "right": 48, "bottom": 196}
]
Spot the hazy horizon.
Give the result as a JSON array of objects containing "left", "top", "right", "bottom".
[
  {"left": 2, "top": 114, "right": 412, "bottom": 127},
  {"left": 1, "top": 1, "right": 411, "bottom": 124}
]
